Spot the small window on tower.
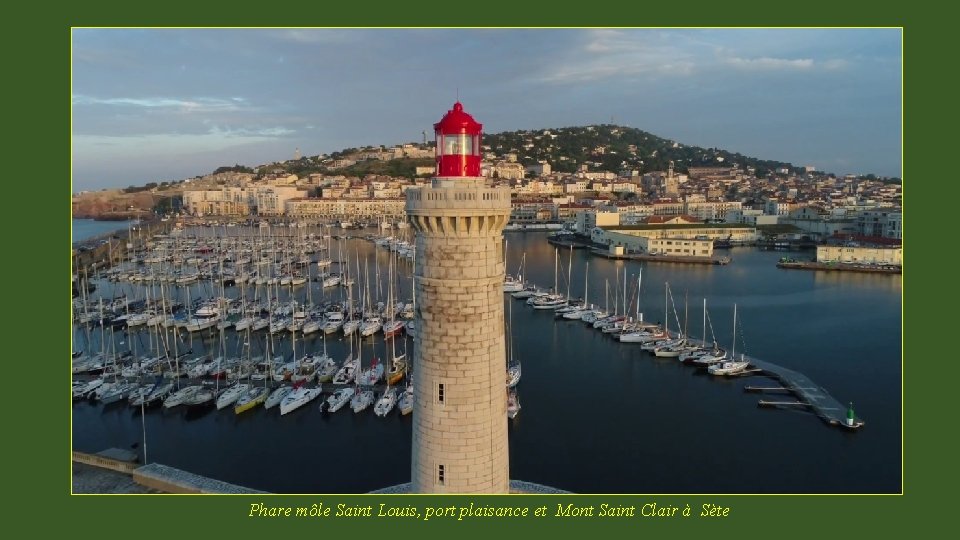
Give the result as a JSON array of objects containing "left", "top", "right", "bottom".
[
  {"left": 438, "top": 464, "right": 445, "bottom": 485},
  {"left": 438, "top": 383, "right": 445, "bottom": 404}
]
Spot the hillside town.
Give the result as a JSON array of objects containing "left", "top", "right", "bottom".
[{"left": 73, "top": 126, "right": 902, "bottom": 266}]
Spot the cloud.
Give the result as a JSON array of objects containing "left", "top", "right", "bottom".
[
  {"left": 724, "top": 56, "right": 815, "bottom": 70},
  {"left": 272, "top": 29, "right": 358, "bottom": 44},
  {"left": 73, "top": 126, "right": 294, "bottom": 162},
  {"left": 822, "top": 59, "right": 849, "bottom": 70},
  {"left": 206, "top": 125, "right": 295, "bottom": 138},
  {"left": 537, "top": 30, "right": 698, "bottom": 84},
  {"left": 72, "top": 95, "right": 249, "bottom": 112}
]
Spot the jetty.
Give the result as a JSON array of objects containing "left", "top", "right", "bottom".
[
  {"left": 742, "top": 355, "right": 865, "bottom": 430},
  {"left": 776, "top": 260, "right": 900, "bottom": 274},
  {"left": 590, "top": 248, "right": 731, "bottom": 265}
]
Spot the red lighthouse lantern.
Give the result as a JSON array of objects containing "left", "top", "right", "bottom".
[{"left": 434, "top": 101, "right": 482, "bottom": 178}]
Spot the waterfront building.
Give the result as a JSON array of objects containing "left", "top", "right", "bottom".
[
  {"left": 406, "top": 102, "right": 511, "bottom": 493},
  {"left": 285, "top": 197, "right": 406, "bottom": 220},
  {"left": 591, "top": 220, "right": 758, "bottom": 246},
  {"left": 778, "top": 207, "right": 857, "bottom": 240},
  {"left": 575, "top": 209, "right": 620, "bottom": 233},
  {"left": 685, "top": 200, "right": 743, "bottom": 222},
  {"left": 856, "top": 210, "right": 903, "bottom": 240},
  {"left": 182, "top": 185, "right": 306, "bottom": 217},
  {"left": 817, "top": 244, "right": 902, "bottom": 266}
]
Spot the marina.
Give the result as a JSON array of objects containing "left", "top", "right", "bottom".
[{"left": 72, "top": 226, "right": 900, "bottom": 493}]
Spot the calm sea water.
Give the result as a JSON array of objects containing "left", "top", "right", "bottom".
[
  {"left": 72, "top": 218, "right": 137, "bottom": 243},
  {"left": 71, "top": 230, "right": 902, "bottom": 493}
]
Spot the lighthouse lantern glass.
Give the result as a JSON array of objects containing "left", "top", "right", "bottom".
[{"left": 441, "top": 134, "right": 477, "bottom": 156}]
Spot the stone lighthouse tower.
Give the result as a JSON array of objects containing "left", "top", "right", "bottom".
[{"left": 406, "top": 102, "right": 512, "bottom": 493}]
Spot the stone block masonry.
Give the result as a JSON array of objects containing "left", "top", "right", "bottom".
[{"left": 407, "top": 179, "right": 512, "bottom": 493}]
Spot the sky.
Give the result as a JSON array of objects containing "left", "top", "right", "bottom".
[{"left": 72, "top": 28, "right": 902, "bottom": 191}]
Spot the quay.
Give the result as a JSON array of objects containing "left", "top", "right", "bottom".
[
  {"left": 590, "top": 248, "right": 731, "bottom": 265},
  {"left": 743, "top": 356, "right": 865, "bottom": 430},
  {"left": 776, "top": 260, "right": 900, "bottom": 274},
  {"left": 73, "top": 449, "right": 266, "bottom": 494},
  {"left": 73, "top": 449, "right": 569, "bottom": 494}
]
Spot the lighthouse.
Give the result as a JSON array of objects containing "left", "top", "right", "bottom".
[{"left": 406, "top": 102, "right": 512, "bottom": 493}]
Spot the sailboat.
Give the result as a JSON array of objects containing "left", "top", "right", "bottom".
[
  {"left": 503, "top": 242, "right": 525, "bottom": 293},
  {"left": 264, "top": 385, "right": 293, "bottom": 410},
  {"left": 314, "top": 329, "right": 338, "bottom": 383},
  {"left": 235, "top": 331, "right": 269, "bottom": 414},
  {"left": 332, "top": 334, "right": 360, "bottom": 385},
  {"left": 350, "top": 329, "right": 376, "bottom": 413},
  {"left": 351, "top": 386, "right": 375, "bottom": 413},
  {"left": 561, "top": 261, "right": 591, "bottom": 319},
  {"left": 505, "top": 288, "right": 521, "bottom": 388},
  {"left": 689, "top": 302, "right": 728, "bottom": 368},
  {"left": 397, "top": 380, "right": 413, "bottom": 415},
  {"left": 530, "top": 248, "right": 567, "bottom": 309},
  {"left": 326, "top": 386, "right": 355, "bottom": 412},
  {"left": 373, "top": 387, "right": 398, "bottom": 417},
  {"left": 640, "top": 283, "right": 677, "bottom": 350},
  {"left": 654, "top": 289, "right": 692, "bottom": 358},
  {"left": 707, "top": 304, "right": 751, "bottom": 376},
  {"left": 381, "top": 249, "right": 404, "bottom": 337},
  {"left": 279, "top": 380, "right": 322, "bottom": 416},
  {"left": 507, "top": 389, "right": 521, "bottom": 419}
]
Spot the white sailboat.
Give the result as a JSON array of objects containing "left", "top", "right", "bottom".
[
  {"left": 326, "top": 387, "right": 355, "bottom": 412},
  {"left": 708, "top": 304, "right": 751, "bottom": 376},
  {"left": 279, "top": 382, "right": 322, "bottom": 415},
  {"left": 373, "top": 387, "right": 398, "bottom": 417},
  {"left": 397, "top": 383, "right": 413, "bottom": 415},
  {"left": 507, "top": 389, "right": 521, "bottom": 419},
  {"left": 264, "top": 385, "right": 293, "bottom": 409},
  {"left": 506, "top": 288, "right": 521, "bottom": 388}
]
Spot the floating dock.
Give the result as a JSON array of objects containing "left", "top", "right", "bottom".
[{"left": 743, "top": 355, "right": 865, "bottom": 430}]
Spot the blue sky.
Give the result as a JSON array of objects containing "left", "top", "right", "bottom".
[{"left": 72, "top": 28, "right": 901, "bottom": 190}]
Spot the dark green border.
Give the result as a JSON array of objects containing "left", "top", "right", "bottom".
[{"left": 14, "top": 2, "right": 933, "bottom": 537}]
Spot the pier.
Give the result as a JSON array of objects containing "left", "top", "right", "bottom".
[
  {"left": 73, "top": 450, "right": 266, "bottom": 494},
  {"left": 590, "top": 248, "right": 731, "bottom": 265},
  {"left": 776, "top": 260, "right": 900, "bottom": 274},
  {"left": 743, "top": 356, "right": 865, "bottom": 430}
]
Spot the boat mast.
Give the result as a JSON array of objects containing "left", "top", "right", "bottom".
[
  {"left": 604, "top": 279, "right": 609, "bottom": 315},
  {"left": 663, "top": 282, "right": 668, "bottom": 333},
  {"left": 731, "top": 303, "right": 737, "bottom": 359},
  {"left": 635, "top": 268, "right": 642, "bottom": 322},
  {"left": 702, "top": 298, "right": 707, "bottom": 348},
  {"left": 623, "top": 267, "right": 628, "bottom": 318},
  {"left": 584, "top": 262, "right": 589, "bottom": 308},
  {"left": 508, "top": 286, "right": 514, "bottom": 365},
  {"left": 553, "top": 248, "right": 558, "bottom": 293}
]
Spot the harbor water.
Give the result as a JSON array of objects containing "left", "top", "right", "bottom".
[
  {"left": 71, "top": 229, "right": 902, "bottom": 493},
  {"left": 72, "top": 218, "right": 138, "bottom": 244}
]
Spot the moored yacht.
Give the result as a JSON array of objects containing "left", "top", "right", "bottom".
[
  {"left": 350, "top": 389, "right": 375, "bottom": 413},
  {"left": 373, "top": 388, "right": 398, "bottom": 417},
  {"left": 707, "top": 356, "right": 751, "bottom": 376},
  {"left": 264, "top": 385, "right": 293, "bottom": 409},
  {"left": 332, "top": 354, "right": 360, "bottom": 385},
  {"left": 397, "top": 385, "right": 414, "bottom": 415},
  {"left": 326, "top": 387, "right": 355, "bottom": 412},
  {"left": 215, "top": 383, "right": 250, "bottom": 410},
  {"left": 279, "top": 385, "right": 322, "bottom": 416},
  {"left": 234, "top": 386, "right": 268, "bottom": 413}
]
